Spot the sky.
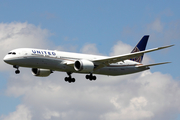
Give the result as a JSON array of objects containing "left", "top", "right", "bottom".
[{"left": 0, "top": 0, "right": 180, "bottom": 120}]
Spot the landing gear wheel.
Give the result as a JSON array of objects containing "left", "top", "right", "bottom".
[
  {"left": 15, "top": 70, "right": 20, "bottom": 74},
  {"left": 67, "top": 78, "right": 75, "bottom": 83},
  {"left": 64, "top": 72, "right": 76, "bottom": 83},
  {"left": 71, "top": 78, "right": 75, "bottom": 82},
  {"left": 68, "top": 79, "right": 72, "bottom": 83},
  {"left": 92, "top": 76, "right": 96, "bottom": 80},
  {"left": 65, "top": 77, "right": 68, "bottom": 82},
  {"left": 86, "top": 75, "right": 89, "bottom": 79},
  {"left": 86, "top": 74, "right": 97, "bottom": 81}
]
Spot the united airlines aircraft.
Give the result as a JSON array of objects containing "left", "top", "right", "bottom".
[{"left": 3, "top": 35, "right": 173, "bottom": 83}]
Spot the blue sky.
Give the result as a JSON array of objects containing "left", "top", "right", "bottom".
[{"left": 0, "top": 1, "right": 180, "bottom": 120}]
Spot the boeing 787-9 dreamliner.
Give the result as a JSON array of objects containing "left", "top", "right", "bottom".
[{"left": 3, "top": 35, "right": 173, "bottom": 83}]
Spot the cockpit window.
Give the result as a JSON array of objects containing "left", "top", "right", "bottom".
[{"left": 8, "top": 52, "right": 16, "bottom": 55}]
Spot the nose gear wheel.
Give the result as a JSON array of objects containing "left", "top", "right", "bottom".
[{"left": 13, "top": 65, "right": 20, "bottom": 74}]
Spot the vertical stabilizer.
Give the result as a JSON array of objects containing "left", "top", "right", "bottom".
[{"left": 130, "top": 35, "right": 149, "bottom": 63}]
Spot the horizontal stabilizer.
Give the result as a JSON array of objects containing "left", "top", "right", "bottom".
[{"left": 136, "top": 62, "right": 171, "bottom": 68}]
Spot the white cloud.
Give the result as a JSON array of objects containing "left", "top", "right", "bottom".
[
  {"left": 42, "top": 109, "right": 60, "bottom": 120},
  {"left": 1, "top": 22, "right": 180, "bottom": 120},
  {"left": 101, "top": 96, "right": 154, "bottom": 120},
  {"left": 0, "top": 22, "right": 52, "bottom": 71},
  {"left": 110, "top": 41, "right": 132, "bottom": 56},
  {"left": 0, "top": 22, "right": 51, "bottom": 50},
  {"left": 147, "top": 18, "right": 163, "bottom": 33},
  {"left": 2, "top": 69, "right": 180, "bottom": 120},
  {"left": 4, "top": 69, "right": 180, "bottom": 120},
  {"left": 1, "top": 105, "right": 32, "bottom": 120},
  {"left": 80, "top": 43, "right": 101, "bottom": 55},
  {"left": 100, "top": 71, "right": 180, "bottom": 120}
]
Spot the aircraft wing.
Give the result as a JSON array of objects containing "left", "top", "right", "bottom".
[
  {"left": 93, "top": 45, "right": 173, "bottom": 70},
  {"left": 135, "top": 62, "right": 171, "bottom": 68}
]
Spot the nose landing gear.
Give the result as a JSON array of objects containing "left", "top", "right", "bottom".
[{"left": 13, "top": 65, "right": 20, "bottom": 74}]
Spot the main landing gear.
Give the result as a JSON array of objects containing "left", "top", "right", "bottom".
[
  {"left": 64, "top": 73, "right": 97, "bottom": 83},
  {"left": 86, "top": 73, "right": 96, "bottom": 81},
  {"left": 13, "top": 65, "right": 20, "bottom": 74},
  {"left": 64, "top": 72, "right": 75, "bottom": 83}
]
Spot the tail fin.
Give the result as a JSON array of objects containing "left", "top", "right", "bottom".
[{"left": 130, "top": 35, "right": 149, "bottom": 63}]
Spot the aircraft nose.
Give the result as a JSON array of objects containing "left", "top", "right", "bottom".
[
  {"left": 3, "top": 55, "right": 10, "bottom": 63},
  {"left": 3, "top": 55, "right": 7, "bottom": 62}
]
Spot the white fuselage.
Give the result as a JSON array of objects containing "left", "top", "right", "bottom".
[{"left": 3, "top": 48, "right": 149, "bottom": 76}]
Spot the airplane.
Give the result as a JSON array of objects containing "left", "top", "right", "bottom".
[{"left": 3, "top": 35, "right": 173, "bottom": 83}]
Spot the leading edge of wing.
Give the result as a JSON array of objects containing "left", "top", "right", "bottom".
[{"left": 93, "top": 45, "right": 174, "bottom": 65}]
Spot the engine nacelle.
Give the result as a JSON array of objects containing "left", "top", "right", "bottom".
[
  {"left": 32, "top": 68, "right": 52, "bottom": 77},
  {"left": 74, "top": 59, "right": 94, "bottom": 72}
]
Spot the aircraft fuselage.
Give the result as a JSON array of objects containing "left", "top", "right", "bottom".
[{"left": 4, "top": 48, "right": 148, "bottom": 76}]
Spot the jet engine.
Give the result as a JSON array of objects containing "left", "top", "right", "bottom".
[
  {"left": 32, "top": 68, "right": 52, "bottom": 77},
  {"left": 74, "top": 59, "right": 94, "bottom": 72}
]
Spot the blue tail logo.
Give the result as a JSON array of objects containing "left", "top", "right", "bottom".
[{"left": 130, "top": 35, "right": 149, "bottom": 63}]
